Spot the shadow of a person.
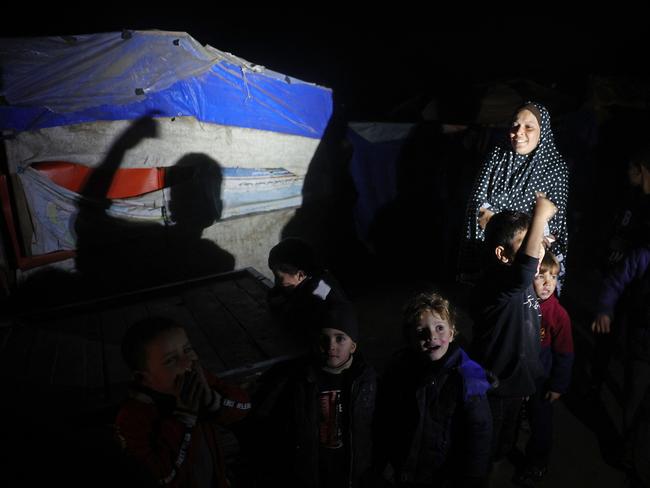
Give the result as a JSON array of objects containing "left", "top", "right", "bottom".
[
  {"left": 73, "top": 117, "right": 234, "bottom": 299},
  {"left": 366, "top": 119, "right": 479, "bottom": 282},
  {"left": 162, "top": 153, "right": 235, "bottom": 279}
]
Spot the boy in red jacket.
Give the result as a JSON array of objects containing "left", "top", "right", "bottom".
[{"left": 115, "top": 316, "right": 250, "bottom": 488}]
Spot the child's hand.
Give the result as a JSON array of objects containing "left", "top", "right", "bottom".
[
  {"left": 195, "top": 363, "right": 219, "bottom": 408},
  {"left": 591, "top": 314, "right": 612, "bottom": 334},
  {"left": 176, "top": 369, "right": 205, "bottom": 413},
  {"left": 545, "top": 391, "right": 561, "bottom": 403},
  {"left": 534, "top": 192, "right": 558, "bottom": 222}
]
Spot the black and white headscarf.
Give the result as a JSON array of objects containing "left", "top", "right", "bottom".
[{"left": 461, "top": 101, "right": 569, "bottom": 287}]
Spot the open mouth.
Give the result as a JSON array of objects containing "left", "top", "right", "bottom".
[{"left": 425, "top": 345, "right": 441, "bottom": 352}]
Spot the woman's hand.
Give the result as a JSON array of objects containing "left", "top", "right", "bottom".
[
  {"left": 534, "top": 192, "right": 558, "bottom": 222},
  {"left": 478, "top": 207, "right": 495, "bottom": 230}
]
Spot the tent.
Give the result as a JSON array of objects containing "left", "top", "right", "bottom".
[{"left": 0, "top": 30, "right": 332, "bottom": 291}]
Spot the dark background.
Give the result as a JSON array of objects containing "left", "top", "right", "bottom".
[
  {"left": 3, "top": 12, "right": 648, "bottom": 120},
  {"left": 2, "top": 11, "right": 649, "bottom": 487}
]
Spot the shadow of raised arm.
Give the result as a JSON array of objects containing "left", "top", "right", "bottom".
[{"left": 80, "top": 116, "right": 159, "bottom": 202}]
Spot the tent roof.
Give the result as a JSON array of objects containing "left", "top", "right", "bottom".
[{"left": 0, "top": 30, "right": 332, "bottom": 138}]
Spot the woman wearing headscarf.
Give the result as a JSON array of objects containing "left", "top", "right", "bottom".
[{"left": 460, "top": 101, "right": 569, "bottom": 290}]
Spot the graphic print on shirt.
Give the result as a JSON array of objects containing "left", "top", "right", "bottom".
[
  {"left": 523, "top": 294, "right": 541, "bottom": 316},
  {"left": 319, "top": 389, "right": 343, "bottom": 448}
]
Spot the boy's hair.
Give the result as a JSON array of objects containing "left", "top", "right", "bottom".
[
  {"left": 121, "top": 316, "right": 184, "bottom": 372},
  {"left": 403, "top": 292, "right": 457, "bottom": 338},
  {"left": 539, "top": 251, "right": 560, "bottom": 275},
  {"left": 268, "top": 237, "right": 318, "bottom": 275},
  {"left": 484, "top": 210, "right": 531, "bottom": 259}
]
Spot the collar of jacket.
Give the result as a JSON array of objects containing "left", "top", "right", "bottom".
[{"left": 303, "top": 351, "right": 369, "bottom": 383}]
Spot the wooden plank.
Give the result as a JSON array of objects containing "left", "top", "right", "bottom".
[
  {"left": 85, "top": 338, "right": 104, "bottom": 390},
  {"left": 52, "top": 332, "right": 87, "bottom": 387},
  {"left": 103, "top": 342, "right": 132, "bottom": 386},
  {"left": 0, "top": 326, "right": 12, "bottom": 351},
  {"left": 145, "top": 294, "right": 183, "bottom": 311},
  {"left": 119, "top": 303, "right": 150, "bottom": 328},
  {"left": 0, "top": 325, "right": 35, "bottom": 382},
  {"left": 25, "top": 329, "right": 59, "bottom": 385},
  {"left": 84, "top": 314, "right": 104, "bottom": 389},
  {"left": 99, "top": 307, "right": 129, "bottom": 345},
  {"left": 235, "top": 273, "right": 272, "bottom": 307},
  {"left": 244, "top": 267, "right": 274, "bottom": 288},
  {"left": 182, "top": 286, "right": 266, "bottom": 371},
  {"left": 210, "top": 280, "right": 304, "bottom": 359},
  {"left": 99, "top": 308, "right": 132, "bottom": 390},
  {"left": 145, "top": 300, "right": 227, "bottom": 374}
]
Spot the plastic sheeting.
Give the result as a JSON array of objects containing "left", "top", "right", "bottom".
[
  {"left": 0, "top": 30, "right": 332, "bottom": 138},
  {"left": 4, "top": 117, "right": 320, "bottom": 175},
  {"left": 21, "top": 164, "right": 303, "bottom": 256},
  {"left": 0, "top": 30, "right": 332, "bottom": 267},
  {"left": 347, "top": 122, "right": 415, "bottom": 244}
]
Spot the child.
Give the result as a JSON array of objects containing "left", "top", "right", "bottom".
[
  {"left": 375, "top": 292, "right": 492, "bottom": 487},
  {"left": 249, "top": 300, "right": 376, "bottom": 487},
  {"left": 514, "top": 252, "right": 574, "bottom": 486},
  {"left": 114, "top": 316, "right": 250, "bottom": 488},
  {"left": 604, "top": 144, "right": 650, "bottom": 269},
  {"left": 592, "top": 244, "right": 650, "bottom": 486},
  {"left": 469, "top": 193, "right": 557, "bottom": 465},
  {"left": 267, "top": 237, "right": 347, "bottom": 332}
]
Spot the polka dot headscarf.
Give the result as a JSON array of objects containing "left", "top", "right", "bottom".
[{"left": 461, "top": 101, "right": 569, "bottom": 287}]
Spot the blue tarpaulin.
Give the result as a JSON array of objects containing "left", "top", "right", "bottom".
[{"left": 0, "top": 30, "right": 332, "bottom": 138}]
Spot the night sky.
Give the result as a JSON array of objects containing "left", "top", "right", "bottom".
[{"left": 3, "top": 11, "right": 648, "bottom": 120}]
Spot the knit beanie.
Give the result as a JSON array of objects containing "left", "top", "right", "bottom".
[{"left": 316, "top": 300, "right": 359, "bottom": 342}]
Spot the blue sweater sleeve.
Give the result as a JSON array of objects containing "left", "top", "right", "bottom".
[{"left": 598, "top": 247, "right": 650, "bottom": 318}]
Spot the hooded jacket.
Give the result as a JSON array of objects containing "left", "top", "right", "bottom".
[{"left": 375, "top": 343, "right": 492, "bottom": 486}]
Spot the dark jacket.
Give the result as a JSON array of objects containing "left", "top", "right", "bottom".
[
  {"left": 597, "top": 245, "right": 650, "bottom": 361},
  {"left": 268, "top": 269, "right": 348, "bottom": 335},
  {"left": 375, "top": 344, "right": 492, "bottom": 486},
  {"left": 250, "top": 353, "right": 377, "bottom": 487},
  {"left": 470, "top": 253, "right": 544, "bottom": 397}
]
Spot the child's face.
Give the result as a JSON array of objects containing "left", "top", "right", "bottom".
[
  {"left": 141, "top": 328, "right": 198, "bottom": 396},
  {"left": 534, "top": 268, "right": 558, "bottom": 301},
  {"left": 410, "top": 311, "right": 454, "bottom": 362},
  {"left": 319, "top": 327, "right": 357, "bottom": 368},
  {"left": 273, "top": 269, "right": 306, "bottom": 290}
]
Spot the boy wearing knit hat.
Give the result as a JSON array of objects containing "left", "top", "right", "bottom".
[
  {"left": 246, "top": 300, "right": 377, "bottom": 488},
  {"left": 267, "top": 237, "right": 348, "bottom": 337}
]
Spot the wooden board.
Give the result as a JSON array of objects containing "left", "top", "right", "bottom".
[{"left": 2, "top": 268, "right": 304, "bottom": 409}]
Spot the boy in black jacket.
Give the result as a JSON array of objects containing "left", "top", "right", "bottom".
[
  {"left": 470, "top": 193, "right": 557, "bottom": 468},
  {"left": 249, "top": 300, "right": 376, "bottom": 488},
  {"left": 267, "top": 237, "right": 347, "bottom": 335}
]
